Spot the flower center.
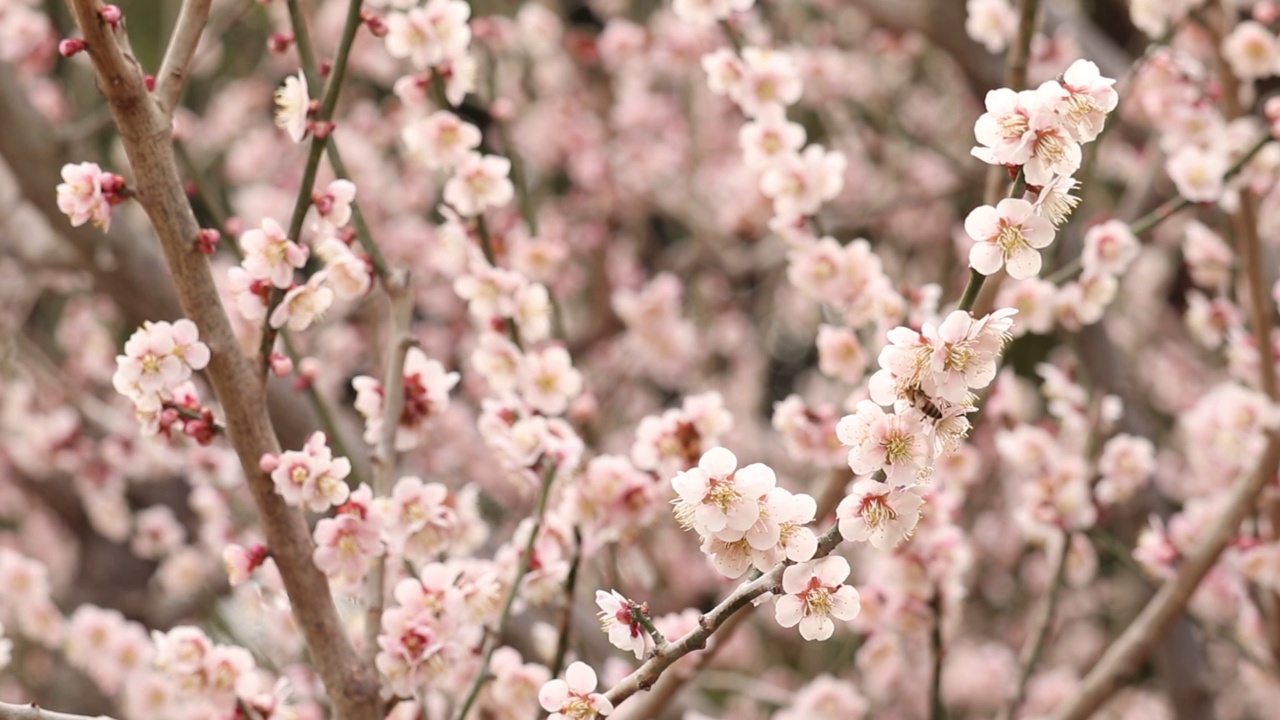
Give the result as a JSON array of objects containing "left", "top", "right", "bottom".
[
  {"left": 995, "top": 222, "right": 1028, "bottom": 254},
  {"left": 705, "top": 478, "right": 742, "bottom": 511},
  {"left": 858, "top": 494, "right": 896, "bottom": 529}
]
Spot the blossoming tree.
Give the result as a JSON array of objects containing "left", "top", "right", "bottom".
[{"left": 4, "top": 0, "right": 1280, "bottom": 718}]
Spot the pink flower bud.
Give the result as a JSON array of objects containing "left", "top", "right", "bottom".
[
  {"left": 259, "top": 453, "right": 280, "bottom": 473},
  {"left": 267, "top": 32, "right": 294, "bottom": 54},
  {"left": 311, "top": 121, "right": 335, "bottom": 139},
  {"left": 269, "top": 353, "right": 294, "bottom": 377},
  {"left": 320, "top": 60, "right": 333, "bottom": 78},
  {"left": 59, "top": 38, "right": 87, "bottom": 57},
  {"left": 195, "top": 228, "right": 221, "bottom": 255},
  {"left": 99, "top": 5, "right": 122, "bottom": 27},
  {"left": 144, "top": 74, "right": 156, "bottom": 91},
  {"left": 362, "top": 12, "right": 389, "bottom": 38}
]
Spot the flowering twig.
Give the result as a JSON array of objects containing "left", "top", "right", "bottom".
[
  {"left": 0, "top": 702, "right": 114, "bottom": 720},
  {"left": 998, "top": 528, "right": 1070, "bottom": 720},
  {"left": 260, "top": 0, "right": 368, "bottom": 370},
  {"left": 455, "top": 464, "right": 559, "bottom": 720},
  {"left": 603, "top": 525, "right": 843, "bottom": 707},
  {"left": 1049, "top": 432, "right": 1280, "bottom": 720},
  {"left": 364, "top": 269, "right": 415, "bottom": 667},
  {"left": 61, "top": 2, "right": 378, "bottom": 716},
  {"left": 155, "top": 0, "right": 213, "bottom": 114}
]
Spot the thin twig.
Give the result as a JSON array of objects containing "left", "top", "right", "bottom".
[
  {"left": 930, "top": 588, "right": 947, "bottom": 720},
  {"left": 155, "top": 0, "right": 213, "bottom": 114},
  {"left": 998, "top": 529, "right": 1070, "bottom": 720},
  {"left": 364, "top": 270, "right": 415, "bottom": 670},
  {"left": 602, "top": 526, "right": 843, "bottom": 707},
  {"left": 550, "top": 527, "right": 583, "bottom": 677},
  {"left": 455, "top": 465, "right": 560, "bottom": 720}
]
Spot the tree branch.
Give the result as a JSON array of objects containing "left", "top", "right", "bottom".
[
  {"left": 0, "top": 702, "right": 113, "bottom": 720},
  {"left": 60, "top": 2, "right": 377, "bottom": 717},
  {"left": 155, "top": 0, "right": 213, "bottom": 114},
  {"left": 603, "top": 526, "right": 843, "bottom": 707},
  {"left": 1049, "top": 432, "right": 1280, "bottom": 720}
]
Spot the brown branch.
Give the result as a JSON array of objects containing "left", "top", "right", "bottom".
[
  {"left": 60, "top": 3, "right": 377, "bottom": 718},
  {"left": 603, "top": 526, "right": 843, "bottom": 707},
  {"left": 0, "top": 702, "right": 114, "bottom": 720},
  {"left": 1049, "top": 431, "right": 1280, "bottom": 720},
  {"left": 155, "top": 0, "right": 213, "bottom": 114},
  {"left": 363, "top": 270, "right": 414, "bottom": 669}
]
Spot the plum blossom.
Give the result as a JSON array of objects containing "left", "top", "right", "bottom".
[
  {"left": 313, "top": 485, "right": 384, "bottom": 593},
  {"left": 836, "top": 401, "right": 931, "bottom": 485},
  {"left": 965, "top": 198, "right": 1055, "bottom": 280},
  {"left": 739, "top": 105, "right": 806, "bottom": 170},
  {"left": 312, "top": 179, "right": 356, "bottom": 228},
  {"left": 381, "top": 476, "right": 460, "bottom": 562},
  {"left": 965, "top": 0, "right": 1016, "bottom": 53},
  {"left": 353, "top": 347, "right": 460, "bottom": 450},
  {"left": 1223, "top": 21, "right": 1280, "bottom": 81},
  {"left": 112, "top": 320, "right": 210, "bottom": 413},
  {"left": 314, "top": 236, "right": 372, "bottom": 299},
  {"left": 671, "top": 447, "right": 776, "bottom": 536},
  {"left": 443, "top": 152, "right": 515, "bottom": 216},
  {"left": 1057, "top": 59, "right": 1119, "bottom": 142},
  {"left": 384, "top": 0, "right": 472, "bottom": 69},
  {"left": 774, "top": 556, "right": 861, "bottom": 641},
  {"left": 760, "top": 144, "right": 846, "bottom": 218},
  {"left": 239, "top": 218, "right": 309, "bottom": 289},
  {"left": 518, "top": 345, "right": 584, "bottom": 416},
  {"left": 595, "top": 590, "right": 647, "bottom": 659},
  {"left": 273, "top": 70, "right": 309, "bottom": 142},
  {"left": 1080, "top": 219, "right": 1139, "bottom": 276},
  {"left": 56, "top": 162, "right": 122, "bottom": 230},
  {"left": 221, "top": 544, "right": 269, "bottom": 587},
  {"left": 401, "top": 111, "right": 482, "bottom": 169},
  {"left": 269, "top": 271, "right": 334, "bottom": 331},
  {"left": 265, "top": 432, "right": 352, "bottom": 512},
  {"left": 837, "top": 480, "right": 925, "bottom": 549},
  {"left": 539, "top": 662, "right": 613, "bottom": 720},
  {"left": 1166, "top": 146, "right": 1227, "bottom": 203}
]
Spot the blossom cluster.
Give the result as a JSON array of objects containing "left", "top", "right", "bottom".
[{"left": 111, "top": 319, "right": 212, "bottom": 435}]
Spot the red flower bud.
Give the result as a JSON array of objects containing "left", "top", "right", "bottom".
[{"left": 58, "top": 38, "right": 87, "bottom": 58}]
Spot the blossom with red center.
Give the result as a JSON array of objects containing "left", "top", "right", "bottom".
[
  {"left": 352, "top": 347, "right": 460, "bottom": 450},
  {"left": 239, "top": 217, "right": 309, "bottom": 289},
  {"left": 595, "top": 589, "right": 648, "bottom": 659}
]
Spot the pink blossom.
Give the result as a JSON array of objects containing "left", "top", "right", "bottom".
[
  {"left": 269, "top": 271, "right": 335, "bottom": 331},
  {"left": 1058, "top": 59, "right": 1119, "bottom": 142},
  {"left": 760, "top": 144, "right": 846, "bottom": 219},
  {"left": 518, "top": 345, "right": 584, "bottom": 416},
  {"left": 837, "top": 401, "right": 931, "bottom": 484},
  {"left": 672, "top": 0, "right": 754, "bottom": 25},
  {"left": 1223, "top": 20, "right": 1280, "bottom": 81},
  {"left": 736, "top": 48, "right": 804, "bottom": 116},
  {"left": 1166, "top": 146, "right": 1227, "bottom": 203},
  {"left": 56, "top": 161, "right": 114, "bottom": 230},
  {"left": 443, "top": 152, "right": 515, "bottom": 216},
  {"left": 313, "top": 485, "right": 385, "bottom": 593},
  {"left": 384, "top": 0, "right": 472, "bottom": 69},
  {"left": 965, "top": 0, "right": 1016, "bottom": 53},
  {"left": 382, "top": 476, "right": 459, "bottom": 562},
  {"left": 222, "top": 543, "right": 269, "bottom": 587},
  {"left": 816, "top": 324, "right": 868, "bottom": 384},
  {"left": 312, "top": 179, "right": 357, "bottom": 228},
  {"left": 739, "top": 105, "right": 807, "bottom": 170},
  {"left": 130, "top": 505, "right": 186, "bottom": 560},
  {"left": 965, "top": 198, "right": 1055, "bottom": 279},
  {"left": 671, "top": 447, "right": 776, "bottom": 536},
  {"left": 595, "top": 590, "right": 647, "bottom": 659},
  {"left": 539, "top": 662, "right": 613, "bottom": 719},
  {"left": 239, "top": 218, "right": 309, "bottom": 289},
  {"left": 837, "top": 479, "right": 925, "bottom": 549},
  {"left": 1080, "top": 219, "right": 1139, "bottom": 276},
  {"left": 774, "top": 556, "right": 861, "bottom": 641},
  {"left": 353, "top": 347, "right": 460, "bottom": 450},
  {"left": 269, "top": 432, "right": 352, "bottom": 512},
  {"left": 402, "top": 111, "right": 482, "bottom": 169}
]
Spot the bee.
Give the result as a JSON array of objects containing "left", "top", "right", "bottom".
[{"left": 902, "top": 385, "right": 945, "bottom": 421}]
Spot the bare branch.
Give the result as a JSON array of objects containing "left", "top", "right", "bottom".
[
  {"left": 1049, "top": 432, "right": 1280, "bottom": 720},
  {"left": 60, "top": 2, "right": 377, "bottom": 717},
  {"left": 155, "top": 0, "right": 213, "bottom": 114}
]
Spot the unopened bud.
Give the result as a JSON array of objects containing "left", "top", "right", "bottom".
[
  {"left": 144, "top": 75, "right": 156, "bottom": 91},
  {"left": 99, "top": 5, "right": 122, "bottom": 27},
  {"left": 362, "top": 12, "right": 389, "bottom": 38},
  {"left": 268, "top": 353, "right": 294, "bottom": 377},
  {"left": 195, "top": 228, "right": 221, "bottom": 255},
  {"left": 311, "top": 120, "right": 335, "bottom": 139},
  {"left": 59, "top": 38, "right": 87, "bottom": 58},
  {"left": 259, "top": 453, "right": 280, "bottom": 473},
  {"left": 267, "top": 32, "right": 294, "bottom": 54}
]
